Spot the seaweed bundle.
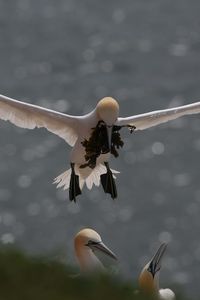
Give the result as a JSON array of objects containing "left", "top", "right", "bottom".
[{"left": 80, "top": 121, "right": 124, "bottom": 169}]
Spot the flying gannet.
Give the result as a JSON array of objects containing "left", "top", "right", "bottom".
[
  {"left": 0, "top": 94, "right": 200, "bottom": 201},
  {"left": 74, "top": 228, "right": 117, "bottom": 272},
  {"left": 139, "top": 243, "right": 176, "bottom": 300}
]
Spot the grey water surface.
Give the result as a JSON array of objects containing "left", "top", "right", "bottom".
[{"left": 0, "top": 0, "right": 200, "bottom": 297}]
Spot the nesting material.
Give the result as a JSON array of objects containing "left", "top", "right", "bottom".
[{"left": 80, "top": 121, "right": 124, "bottom": 169}]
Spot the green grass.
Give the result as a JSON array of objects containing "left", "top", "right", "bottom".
[{"left": 0, "top": 248, "right": 188, "bottom": 300}]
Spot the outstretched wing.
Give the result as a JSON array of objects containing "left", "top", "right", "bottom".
[
  {"left": 0, "top": 94, "right": 79, "bottom": 146},
  {"left": 116, "top": 101, "right": 200, "bottom": 130}
]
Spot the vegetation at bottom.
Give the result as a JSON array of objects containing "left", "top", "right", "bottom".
[{"left": 0, "top": 248, "right": 190, "bottom": 300}]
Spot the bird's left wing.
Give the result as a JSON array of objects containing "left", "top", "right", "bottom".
[
  {"left": 0, "top": 94, "right": 79, "bottom": 146},
  {"left": 116, "top": 101, "right": 200, "bottom": 130}
]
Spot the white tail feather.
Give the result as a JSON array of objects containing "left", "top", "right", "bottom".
[
  {"left": 53, "top": 169, "right": 71, "bottom": 190},
  {"left": 53, "top": 164, "right": 119, "bottom": 191}
]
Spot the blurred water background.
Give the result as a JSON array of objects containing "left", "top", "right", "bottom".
[{"left": 0, "top": 0, "right": 200, "bottom": 297}]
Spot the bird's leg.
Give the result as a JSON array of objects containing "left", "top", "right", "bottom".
[
  {"left": 69, "top": 163, "right": 81, "bottom": 202},
  {"left": 100, "top": 162, "right": 117, "bottom": 199}
]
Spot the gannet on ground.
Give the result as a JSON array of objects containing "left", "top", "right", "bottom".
[
  {"left": 139, "top": 243, "right": 176, "bottom": 300},
  {"left": 74, "top": 228, "right": 117, "bottom": 272},
  {"left": 1, "top": 94, "right": 200, "bottom": 201}
]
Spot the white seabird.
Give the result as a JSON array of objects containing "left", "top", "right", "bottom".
[
  {"left": 0, "top": 94, "right": 200, "bottom": 201},
  {"left": 139, "top": 243, "right": 176, "bottom": 299},
  {"left": 74, "top": 228, "right": 117, "bottom": 272}
]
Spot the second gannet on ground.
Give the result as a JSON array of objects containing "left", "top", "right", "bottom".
[
  {"left": 74, "top": 228, "right": 117, "bottom": 272},
  {"left": 1, "top": 94, "right": 200, "bottom": 201},
  {"left": 139, "top": 243, "right": 176, "bottom": 299}
]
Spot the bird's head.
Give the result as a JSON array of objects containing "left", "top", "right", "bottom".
[
  {"left": 96, "top": 97, "right": 119, "bottom": 126},
  {"left": 139, "top": 243, "right": 167, "bottom": 295},
  {"left": 74, "top": 228, "right": 117, "bottom": 261}
]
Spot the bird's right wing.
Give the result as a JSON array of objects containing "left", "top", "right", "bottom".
[
  {"left": 0, "top": 94, "right": 80, "bottom": 146},
  {"left": 116, "top": 101, "right": 200, "bottom": 131}
]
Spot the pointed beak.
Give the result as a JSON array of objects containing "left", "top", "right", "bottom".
[
  {"left": 88, "top": 241, "right": 117, "bottom": 261},
  {"left": 147, "top": 243, "right": 167, "bottom": 277},
  {"left": 107, "top": 126, "right": 113, "bottom": 151}
]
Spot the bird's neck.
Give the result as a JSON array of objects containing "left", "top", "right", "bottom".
[
  {"left": 76, "top": 247, "right": 104, "bottom": 273},
  {"left": 139, "top": 270, "right": 160, "bottom": 297}
]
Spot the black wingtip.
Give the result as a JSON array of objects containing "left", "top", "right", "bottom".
[{"left": 100, "top": 171, "right": 117, "bottom": 199}]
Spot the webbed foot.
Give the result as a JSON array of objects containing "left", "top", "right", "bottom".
[
  {"left": 100, "top": 162, "right": 117, "bottom": 199},
  {"left": 69, "top": 163, "right": 81, "bottom": 202}
]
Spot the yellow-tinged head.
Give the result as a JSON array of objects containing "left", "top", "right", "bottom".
[
  {"left": 96, "top": 97, "right": 119, "bottom": 126},
  {"left": 74, "top": 228, "right": 117, "bottom": 272},
  {"left": 74, "top": 228, "right": 101, "bottom": 252}
]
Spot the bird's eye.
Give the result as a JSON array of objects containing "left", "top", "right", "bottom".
[{"left": 85, "top": 240, "right": 99, "bottom": 246}]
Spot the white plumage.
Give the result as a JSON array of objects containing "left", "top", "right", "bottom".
[
  {"left": 0, "top": 93, "right": 200, "bottom": 200},
  {"left": 159, "top": 288, "right": 176, "bottom": 300},
  {"left": 116, "top": 101, "right": 200, "bottom": 130},
  {"left": 53, "top": 163, "right": 119, "bottom": 190}
]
